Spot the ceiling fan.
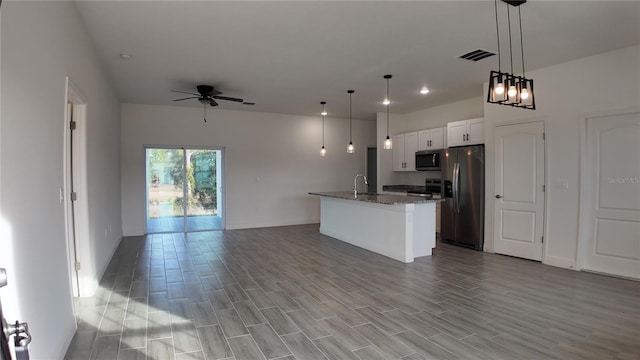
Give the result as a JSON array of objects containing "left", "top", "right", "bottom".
[{"left": 171, "top": 85, "right": 254, "bottom": 122}]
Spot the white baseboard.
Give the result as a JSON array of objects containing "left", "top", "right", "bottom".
[
  {"left": 226, "top": 218, "right": 319, "bottom": 230},
  {"left": 83, "top": 235, "right": 122, "bottom": 297},
  {"left": 543, "top": 255, "right": 576, "bottom": 270},
  {"left": 57, "top": 319, "right": 78, "bottom": 359}
]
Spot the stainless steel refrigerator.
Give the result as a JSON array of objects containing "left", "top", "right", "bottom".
[{"left": 441, "top": 145, "right": 484, "bottom": 250}]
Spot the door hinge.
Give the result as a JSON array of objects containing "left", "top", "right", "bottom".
[
  {"left": 542, "top": 184, "right": 545, "bottom": 192},
  {"left": 541, "top": 236, "right": 544, "bottom": 244},
  {"left": 75, "top": 262, "right": 81, "bottom": 271},
  {"left": 70, "top": 121, "right": 77, "bottom": 130},
  {"left": 71, "top": 192, "right": 77, "bottom": 201}
]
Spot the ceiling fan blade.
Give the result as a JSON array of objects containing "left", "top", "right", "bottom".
[
  {"left": 209, "top": 99, "right": 219, "bottom": 107},
  {"left": 173, "top": 96, "right": 199, "bottom": 101},
  {"left": 213, "top": 95, "right": 244, "bottom": 103},
  {"left": 171, "top": 90, "right": 199, "bottom": 96}
]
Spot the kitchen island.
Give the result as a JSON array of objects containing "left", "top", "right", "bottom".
[{"left": 309, "top": 191, "right": 443, "bottom": 263}]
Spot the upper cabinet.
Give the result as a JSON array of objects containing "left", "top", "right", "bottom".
[
  {"left": 447, "top": 118, "right": 484, "bottom": 147},
  {"left": 418, "top": 127, "right": 445, "bottom": 151},
  {"left": 392, "top": 132, "right": 418, "bottom": 171}
]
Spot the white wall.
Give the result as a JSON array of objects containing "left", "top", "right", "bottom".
[
  {"left": 483, "top": 45, "right": 640, "bottom": 269},
  {"left": 121, "top": 104, "right": 376, "bottom": 235},
  {"left": 0, "top": 2, "right": 122, "bottom": 358}
]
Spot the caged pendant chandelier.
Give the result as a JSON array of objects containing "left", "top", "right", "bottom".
[
  {"left": 383, "top": 75, "right": 393, "bottom": 150},
  {"left": 487, "top": 0, "right": 535, "bottom": 110},
  {"left": 320, "top": 101, "right": 327, "bottom": 156},
  {"left": 347, "top": 90, "right": 355, "bottom": 154}
]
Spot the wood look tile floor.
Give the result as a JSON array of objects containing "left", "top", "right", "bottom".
[{"left": 65, "top": 224, "right": 640, "bottom": 360}]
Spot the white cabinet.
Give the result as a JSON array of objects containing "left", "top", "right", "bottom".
[
  {"left": 392, "top": 132, "right": 418, "bottom": 171},
  {"left": 436, "top": 202, "right": 441, "bottom": 234},
  {"left": 418, "top": 127, "right": 445, "bottom": 150},
  {"left": 447, "top": 118, "right": 484, "bottom": 147}
]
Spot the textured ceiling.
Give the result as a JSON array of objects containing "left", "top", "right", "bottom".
[{"left": 75, "top": 1, "right": 640, "bottom": 120}]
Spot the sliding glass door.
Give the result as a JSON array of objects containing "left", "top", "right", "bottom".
[{"left": 146, "top": 147, "right": 223, "bottom": 233}]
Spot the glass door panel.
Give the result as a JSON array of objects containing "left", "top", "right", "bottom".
[
  {"left": 146, "top": 148, "right": 185, "bottom": 233},
  {"left": 186, "top": 149, "right": 220, "bottom": 231}
]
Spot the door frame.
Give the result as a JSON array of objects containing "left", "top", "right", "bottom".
[
  {"left": 490, "top": 118, "right": 548, "bottom": 261},
  {"left": 143, "top": 145, "right": 226, "bottom": 233},
  {"left": 577, "top": 106, "right": 640, "bottom": 273},
  {"left": 63, "top": 77, "right": 90, "bottom": 297}
]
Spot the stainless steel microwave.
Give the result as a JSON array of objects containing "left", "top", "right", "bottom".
[{"left": 415, "top": 150, "right": 441, "bottom": 171}]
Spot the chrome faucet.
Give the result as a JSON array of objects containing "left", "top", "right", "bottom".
[{"left": 353, "top": 174, "right": 368, "bottom": 197}]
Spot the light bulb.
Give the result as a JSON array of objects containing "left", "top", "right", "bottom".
[
  {"left": 508, "top": 85, "right": 517, "bottom": 97},
  {"left": 420, "top": 87, "right": 429, "bottom": 95},
  {"left": 347, "top": 142, "right": 354, "bottom": 154},
  {"left": 321, "top": 111, "right": 327, "bottom": 116},
  {"left": 520, "top": 88, "right": 530, "bottom": 100},
  {"left": 320, "top": 146, "right": 326, "bottom": 157},
  {"left": 382, "top": 98, "right": 390, "bottom": 106},
  {"left": 495, "top": 82, "right": 505, "bottom": 95},
  {"left": 383, "top": 136, "right": 392, "bottom": 150}
]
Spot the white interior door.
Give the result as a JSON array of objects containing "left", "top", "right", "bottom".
[
  {"left": 583, "top": 111, "right": 640, "bottom": 279},
  {"left": 494, "top": 121, "right": 545, "bottom": 261}
]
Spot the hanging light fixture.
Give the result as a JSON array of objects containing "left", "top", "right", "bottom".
[
  {"left": 347, "top": 90, "right": 355, "bottom": 154},
  {"left": 320, "top": 101, "right": 327, "bottom": 157},
  {"left": 487, "top": 0, "right": 535, "bottom": 110},
  {"left": 383, "top": 75, "right": 393, "bottom": 150}
]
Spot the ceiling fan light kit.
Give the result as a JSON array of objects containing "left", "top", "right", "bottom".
[
  {"left": 487, "top": 0, "right": 535, "bottom": 110},
  {"left": 171, "top": 84, "right": 251, "bottom": 123}
]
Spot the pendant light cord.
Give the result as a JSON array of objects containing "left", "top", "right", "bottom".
[
  {"left": 494, "top": 0, "right": 501, "bottom": 71},
  {"left": 386, "top": 78, "right": 390, "bottom": 137},
  {"left": 349, "top": 92, "right": 353, "bottom": 143},
  {"left": 322, "top": 113, "right": 325, "bottom": 148},
  {"left": 519, "top": 6, "right": 526, "bottom": 77},
  {"left": 507, "top": 3, "right": 514, "bottom": 74}
]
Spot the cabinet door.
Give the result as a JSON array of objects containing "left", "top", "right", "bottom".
[
  {"left": 430, "top": 127, "right": 445, "bottom": 149},
  {"left": 447, "top": 120, "right": 467, "bottom": 147},
  {"left": 392, "top": 134, "right": 406, "bottom": 171},
  {"left": 467, "top": 118, "right": 484, "bottom": 145},
  {"left": 417, "top": 130, "right": 431, "bottom": 151},
  {"left": 405, "top": 132, "right": 418, "bottom": 171}
]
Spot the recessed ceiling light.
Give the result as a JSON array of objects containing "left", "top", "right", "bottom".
[
  {"left": 119, "top": 52, "right": 133, "bottom": 60},
  {"left": 420, "top": 86, "right": 430, "bottom": 95}
]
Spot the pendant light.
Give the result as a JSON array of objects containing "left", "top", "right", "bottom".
[
  {"left": 487, "top": 0, "right": 535, "bottom": 110},
  {"left": 347, "top": 90, "right": 355, "bottom": 154},
  {"left": 383, "top": 75, "right": 393, "bottom": 150},
  {"left": 320, "top": 101, "right": 327, "bottom": 157}
]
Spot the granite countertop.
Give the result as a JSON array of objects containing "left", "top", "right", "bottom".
[
  {"left": 382, "top": 184, "right": 426, "bottom": 193},
  {"left": 309, "top": 191, "right": 443, "bottom": 205}
]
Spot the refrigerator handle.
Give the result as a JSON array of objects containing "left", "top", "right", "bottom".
[
  {"left": 456, "top": 162, "right": 461, "bottom": 213},
  {"left": 453, "top": 162, "right": 460, "bottom": 214}
]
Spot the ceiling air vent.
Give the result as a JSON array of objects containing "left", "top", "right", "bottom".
[{"left": 458, "top": 49, "right": 495, "bottom": 62}]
